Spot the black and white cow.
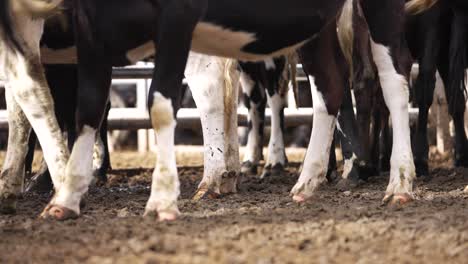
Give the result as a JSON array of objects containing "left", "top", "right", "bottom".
[
  {"left": 239, "top": 55, "right": 295, "bottom": 178},
  {"left": 1, "top": 0, "right": 416, "bottom": 221}
]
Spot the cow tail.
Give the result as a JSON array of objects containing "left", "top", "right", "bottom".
[
  {"left": 286, "top": 53, "right": 299, "bottom": 108},
  {"left": 15, "top": 0, "right": 62, "bottom": 18},
  {"left": 337, "top": 0, "right": 354, "bottom": 86},
  {"left": 405, "top": 0, "right": 438, "bottom": 15}
]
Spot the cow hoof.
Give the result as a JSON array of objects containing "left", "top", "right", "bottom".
[
  {"left": 454, "top": 156, "right": 468, "bottom": 168},
  {"left": 260, "top": 163, "right": 284, "bottom": 179},
  {"left": 92, "top": 170, "right": 108, "bottom": 186},
  {"left": 336, "top": 178, "right": 361, "bottom": 191},
  {"left": 220, "top": 171, "right": 238, "bottom": 194},
  {"left": 382, "top": 193, "right": 413, "bottom": 207},
  {"left": 192, "top": 188, "right": 220, "bottom": 201},
  {"left": 414, "top": 159, "right": 429, "bottom": 177},
  {"left": 0, "top": 195, "right": 17, "bottom": 214},
  {"left": 292, "top": 193, "right": 309, "bottom": 203},
  {"left": 144, "top": 209, "right": 179, "bottom": 221},
  {"left": 25, "top": 171, "right": 53, "bottom": 194},
  {"left": 326, "top": 170, "right": 339, "bottom": 183},
  {"left": 40, "top": 204, "right": 79, "bottom": 221},
  {"left": 241, "top": 161, "right": 258, "bottom": 175}
]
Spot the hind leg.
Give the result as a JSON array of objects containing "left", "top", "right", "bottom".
[
  {"left": 0, "top": 86, "right": 31, "bottom": 214},
  {"left": 188, "top": 53, "right": 241, "bottom": 200},
  {"left": 291, "top": 21, "right": 347, "bottom": 201}
]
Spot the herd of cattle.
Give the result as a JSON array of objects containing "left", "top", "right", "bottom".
[{"left": 0, "top": 0, "right": 467, "bottom": 221}]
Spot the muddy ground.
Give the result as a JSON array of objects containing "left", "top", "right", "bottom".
[{"left": 0, "top": 147, "right": 467, "bottom": 263}]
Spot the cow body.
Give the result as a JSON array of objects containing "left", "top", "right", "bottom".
[{"left": 0, "top": 0, "right": 416, "bottom": 220}]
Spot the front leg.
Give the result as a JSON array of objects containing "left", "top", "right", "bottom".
[
  {"left": 144, "top": 1, "right": 204, "bottom": 221},
  {"left": 187, "top": 53, "right": 241, "bottom": 199}
]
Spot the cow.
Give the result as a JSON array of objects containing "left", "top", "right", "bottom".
[
  {"left": 406, "top": 0, "right": 468, "bottom": 176},
  {"left": 239, "top": 55, "right": 296, "bottom": 179},
  {"left": 0, "top": 0, "right": 416, "bottom": 221}
]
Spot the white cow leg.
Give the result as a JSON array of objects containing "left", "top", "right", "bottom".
[
  {"left": 291, "top": 76, "right": 336, "bottom": 201},
  {"left": 0, "top": 87, "right": 31, "bottom": 214},
  {"left": 262, "top": 92, "right": 287, "bottom": 178},
  {"left": 2, "top": 37, "right": 69, "bottom": 195},
  {"left": 240, "top": 72, "right": 266, "bottom": 175},
  {"left": 186, "top": 54, "right": 241, "bottom": 199},
  {"left": 371, "top": 40, "right": 415, "bottom": 205},
  {"left": 145, "top": 93, "right": 180, "bottom": 221}
]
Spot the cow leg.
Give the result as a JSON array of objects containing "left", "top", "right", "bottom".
[
  {"left": 411, "top": 26, "right": 440, "bottom": 177},
  {"left": 336, "top": 82, "right": 364, "bottom": 190},
  {"left": 0, "top": 86, "right": 31, "bottom": 214},
  {"left": 26, "top": 64, "right": 77, "bottom": 193},
  {"left": 365, "top": 0, "right": 415, "bottom": 205},
  {"left": 1, "top": 19, "right": 69, "bottom": 197},
  {"left": 92, "top": 102, "right": 111, "bottom": 184},
  {"left": 262, "top": 88, "right": 288, "bottom": 178},
  {"left": 188, "top": 54, "right": 241, "bottom": 200},
  {"left": 239, "top": 70, "right": 266, "bottom": 175},
  {"left": 40, "top": 49, "right": 112, "bottom": 220},
  {"left": 291, "top": 21, "right": 346, "bottom": 201},
  {"left": 145, "top": 3, "right": 202, "bottom": 221},
  {"left": 445, "top": 12, "right": 468, "bottom": 168}
]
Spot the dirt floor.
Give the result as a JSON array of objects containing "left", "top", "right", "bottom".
[{"left": 0, "top": 147, "right": 467, "bottom": 263}]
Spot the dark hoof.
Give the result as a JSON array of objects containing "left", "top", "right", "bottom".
[
  {"left": 241, "top": 161, "right": 258, "bottom": 175},
  {"left": 25, "top": 171, "right": 53, "bottom": 194},
  {"left": 357, "top": 164, "right": 378, "bottom": 180},
  {"left": 40, "top": 204, "right": 79, "bottom": 221},
  {"left": 414, "top": 159, "right": 429, "bottom": 177},
  {"left": 93, "top": 169, "right": 108, "bottom": 186},
  {"left": 260, "top": 163, "right": 285, "bottom": 179},
  {"left": 326, "top": 170, "right": 339, "bottom": 183},
  {"left": 336, "top": 177, "right": 362, "bottom": 192},
  {"left": 336, "top": 166, "right": 362, "bottom": 191},
  {"left": 0, "top": 194, "right": 18, "bottom": 214},
  {"left": 454, "top": 155, "right": 468, "bottom": 168},
  {"left": 220, "top": 171, "right": 238, "bottom": 194}
]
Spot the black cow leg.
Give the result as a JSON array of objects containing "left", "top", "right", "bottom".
[
  {"left": 145, "top": 1, "right": 202, "bottom": 221},
  {"left": 336, "top": 81, "right": 364, "bottom": 190}
]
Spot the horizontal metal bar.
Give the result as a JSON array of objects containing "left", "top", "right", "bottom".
[{"left": 0, "top": 107, "right": 419, "bottom": 131}]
